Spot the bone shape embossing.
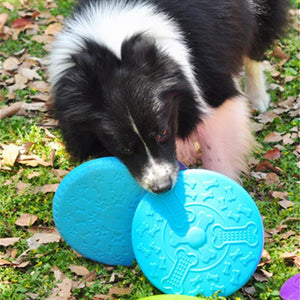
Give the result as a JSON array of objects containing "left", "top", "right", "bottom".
[
  {"left": 218, "top": 197, "right": 228, "bottom": 210},
  {"left": 159, "top": 257, "right": 167, "bottom": 270},
  {"left": 212, "top": 222, "right": 258, "bottom": 248},
  {"left": 191, "top": 275, "right": 203, "bottom": 286},
  {"left": 161, "top": 249, "right": 197, "bottom": 294},
  {"left": 230, "top": 248, "right": 243, "bottom": 261},
  {"left": 200, "top": 191, "right": 214, "bottom": 202},
  {"left": 149, "top": 241, "right": 161, "bottom": 254},
  {"left": 136, "top": 222, "right": 149, "bottom": 237},
  {"left": 240, "top": 251, "right": 255, "bottom": 265},
  {"left": 210, "top": 283, "right": 225, "bottom": 293},
  {"left": 203, "top": 178, "right": 219, "bottom": 190},
  {"left": 149, "top": 263, "right": 159, "bottom": 278},
  {"left": 137, "top": 243, "right": 151, "bottom": 258},
  {"left": 237, "top": 204, "right": 253, "bottom": 217},
  {"left": 224, "top": 185, "right": 236, "bottom": 202},
  {"left": 227, "top": 211, "right": 240, "bottom": 222},
  {"left": 206, "top": 273, "right": 219, "bottom": 282},
  {"left": 148, "top": 224, "right": 160, "bottom": 237},
  {"left": 222, "top": 261, "right": 231, "bottom": 275},
  {"left": 230, "top": 269, "right": 241, "bottom": 285}
]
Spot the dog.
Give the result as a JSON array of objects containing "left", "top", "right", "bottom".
[{"left": 49, "top": 0, "right": 288, "bottom": 193}]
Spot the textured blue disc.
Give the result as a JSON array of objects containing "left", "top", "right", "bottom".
[
  {"left": 132, "top": 169, "right": 264, "bottom": 297},
  {"left": 53, "top": 157, "right": 145, "bottom": 266}
]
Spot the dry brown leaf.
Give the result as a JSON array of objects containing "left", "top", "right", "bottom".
[
  {"left": 31, "top": 34, "right": 54, "bottom": 44},
  {"left": 0, "top": 258, "right": 12, "bottom": 266},
  {"left": 3, "top": 56, "right": 20, "bottom": 71},
  {"left": 265, "top": 172, "right": 280, "bottom": 185},
  {"left": 280, "top": 251, "right": 299, "bottom": 259},
  {"left": 2, "top": 144, "right": 20, "bottom": 166},
  {"left": 0, "top": 101, "right": 24, "bottom": 119},
  {"left": 2, "top": 2, "right": 15, "bottom": 11},
  {"left": 271, "top": 191, "right": 289, "bottom": 200},
  {"left": 264, "top": 147, "right": 281, "bottom": 160},
  {"left": 8, "top": 73, "right": 29, "bottom": 92},
  {"left": 34, "top": 183, "right": 59, "bottom": 194},
  {"left": 108, "top": 286, "right": 133, "bottom": 298},
  {"left": 0, "top": 13, "right": 8, "bottom": 32},
  {"left": 263, "top": 132, "right": 282, "bottom": 143},
  {"left": 283, "top": 132, "right": 297, "bottom": 145},
  {"left": 29, "top": 80, "right": 50, "bottom": 93},
  {"left": 15, "top": 213, "right": 38, "bottom": 227},
  {"left": 45, "top": 22, "right": 62, "bottom": 35},
  {"left": 19, "top": 67, "right": 42, "bottom": 80},
  {"left": 83, "top": 270, "right": 97, "bottom": 282},
  {"left": 278, "top": 199, "right": 295, "bottom": 209},
  {"left": 0, "top": 237, "right": 20, "bottom": 247},
  {"left": 16, "top": 181, "right": 31, "bottom": 194},
  {"left": 27, "top": 171, "right": 41, "bottom": 179},
  {"left": 27, "top": 233, "right": 61, "bottom": 249},
  {"left": 69, "top": 265, "right": 90, "bottom": 276},
  {"left": 17, "top": 154, "right": 51, "bottom": 167},
  {"left": 256, "top": 111, "right": 279, "bottom": 124},
  {"left": 46, "top": 277, "right": 72, "bottom": 300},
  {"left": 51, "top": 265, "right": 65, "bottom": 281},
  {"left": 272, "top": 45, "right": 290, "bottom": 60},
  {"left": 281, "top": 230, "right": 296, "bottom": 240}
]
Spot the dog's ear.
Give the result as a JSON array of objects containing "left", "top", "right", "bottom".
[
  {"left": 164, "top": 88, "right": 201, "bottom": 139},
  {"left": 71, "top": 40, "right": 120, "bottom": 75},
  {"left": 121, "top": 34, "right": 158, "bottom": 67}
]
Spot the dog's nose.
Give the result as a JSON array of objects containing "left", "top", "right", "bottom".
[{"left": 150, "top": 177, "right": 172, "bottom": 194}]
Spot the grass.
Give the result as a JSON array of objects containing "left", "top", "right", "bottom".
[{"left": 0, "top": 0, "right": 299, "bottom": 299}]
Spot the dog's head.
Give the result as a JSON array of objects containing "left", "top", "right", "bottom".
[{"left": 52, "top": 35, "right": 201, "bottom": 193}]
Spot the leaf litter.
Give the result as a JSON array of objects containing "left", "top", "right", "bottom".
[{"left": 0, "top": 2, "right": 299, "bottom": 299}]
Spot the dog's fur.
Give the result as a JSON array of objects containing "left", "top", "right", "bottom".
[{"left": 49, "top": 0, "right": 288, "bottom": 193}]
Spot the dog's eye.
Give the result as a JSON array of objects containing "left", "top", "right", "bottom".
[
  {"left": 121, "top": 147, "right": 133, "bottom": 155},
  {"left": 156, "top": 129, "right": 170, "bottom": 143}
]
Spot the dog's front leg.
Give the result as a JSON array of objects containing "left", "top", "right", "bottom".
[{"left": 177, "top": 96, "right": 255, "bottom": 180}]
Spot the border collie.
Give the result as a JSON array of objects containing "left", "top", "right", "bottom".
[{"left": 49, "top": 0, "right": 288, "bottom": 193}]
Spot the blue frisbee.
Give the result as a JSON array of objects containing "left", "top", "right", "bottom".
[
  {"left": 53, "top": 157, "right": 145, "bottom": 266},
  {"left": 132, "top": 169, "right": 264, "bottom": 297}
]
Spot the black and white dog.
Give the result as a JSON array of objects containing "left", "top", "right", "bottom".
[{"left": 49, "top": 0, "right": 288, "bottom": 193}]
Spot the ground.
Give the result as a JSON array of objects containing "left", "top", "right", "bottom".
[{"left": 0, "top": 0, "right": 299, "bottom": 299}]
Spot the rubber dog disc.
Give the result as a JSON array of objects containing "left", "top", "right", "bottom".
[
  {"left": 139, "top": 295, "right": 204, "bottom": 300},
  {"left": 280, "top": 274, "right": 300, "bottom": 300},
  {"left": 53, "top": 157, "right": 145, "bottom": 266},
  {"left": 132, "top": 170, "right": 264, "bottom": 297}
]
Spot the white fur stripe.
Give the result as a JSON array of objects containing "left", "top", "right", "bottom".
[{"left": 48, "top": 0, "right": 207, "bottom": 110}]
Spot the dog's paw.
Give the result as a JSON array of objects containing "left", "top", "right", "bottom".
[{"left": 249, "top": 92, "right": 270, "bottom": 112}]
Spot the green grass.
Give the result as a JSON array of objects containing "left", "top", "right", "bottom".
[{"left": 0, "top": 0, "right": 299, "bottom": 299}]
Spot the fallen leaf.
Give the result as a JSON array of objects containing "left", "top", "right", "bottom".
[
  {"left": 34, "top": 183, "right": 59, "bottom": 194},
  {"left": 15, "top": 214, "right": 38, "bottom": 227},
  {"left": 256, "top": 111, "right": 279, "bottom": 124},
  {"left": 278, "top": 199, "right": 295, "bottom": 209},
  {"left": 0, "top": 258, "right": 12, "bottom": 266},
  {"left": 11, "top": 18, "right": 32, "bottom": 28},
  {"left": 16, "top": 181, "right": 30, "bottom": 194},
  {"left": 19, "top": 67, "right": 42, "bottom": 80},
  {"left": 265, "top": 172, "right": 280, "bottom": 185},
  {"left": 108, "top": 286, "right": 133, "bottom": 298},
  {"left": 0, "top": 237, "right": 20, "bottom": 247},
  {"left": 45, "top": 22, "right": 62, "bottom": 35},
  {"left": 69, "top": 265, "right": 90, "bottom": 276},
  {"left": 46, "top": 277, "right": 72, "bottom": 300},
  {"left": 263, "top": 132, "right": 282, "bottom": 143},
  {"left": 2, "top": 2, "right": 15, "bottom": 11},
  {"left": 280, "top": 251, "right": 298, "bottom": 259},
  {"left": 283, "top": 132, "right": 296, "bottom": 145},
  {"left": 27, "top": 233, "right": 61, "bottom": 249},
  {"left": 2, "top": 57, "right": 20, "bottom": 71},
  {"left": 2, "top": 144, "right": 20, "bottom": 166},
  {"left": 0, "top": 13, "right": 8, "bottom": 32},
  {"left": 281, "top": 230, "right": 296, "bottom": 240},
  {"left": 51, "top": 265, "right": 65, "bottom": 281},
  {"left": 272, "top": 45, "right": 290, "bottom": 60},
  {"left": 264, "top": 147, "right": 281, "bottom": 160},
  {"left": 255, "top": 161, "right": 282, "bottom": 175},
  {"left": 83, "top": 270, "right": 97, "bottom": 282},
  {"left": 27, "top": 171, "right": 41, "bottom": 179},
  {"left": 271, "top": 191, "right": 289, "bottom": 200}
]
